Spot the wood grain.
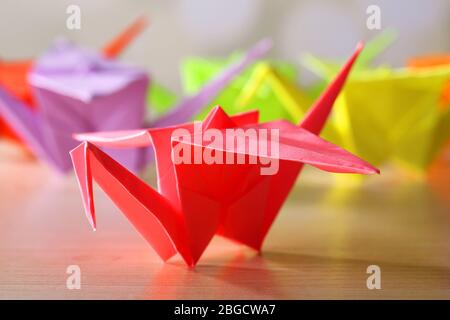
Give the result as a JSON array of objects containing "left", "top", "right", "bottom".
[{"left": 0, "top": 142, "right": 449, "bottom": 299}]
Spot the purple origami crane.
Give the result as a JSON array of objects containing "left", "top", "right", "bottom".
[{"left": 0, "top": 39, "right": 271, "bottom": 173}]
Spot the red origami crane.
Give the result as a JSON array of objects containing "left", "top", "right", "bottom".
[
  {"left": 0, "top": 16, "right": 148, "bottom": 144},
  {"left": 70, "top": 43, "right": 379, "bottom": 267}
]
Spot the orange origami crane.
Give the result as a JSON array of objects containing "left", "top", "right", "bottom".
[
  {"left": 70, "top": 43, "right": 379, "bottom": 267},
  {"left": 0, "top": 16, "right": 148, "bottom": 144}
]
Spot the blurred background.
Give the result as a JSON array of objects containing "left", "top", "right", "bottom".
[{"left": 1, "top": 0, "right": 449, "bottom": 91}]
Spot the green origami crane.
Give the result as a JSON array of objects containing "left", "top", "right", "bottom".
[{"left": 181, "top": 52, "right": 309, "bottom": 122}]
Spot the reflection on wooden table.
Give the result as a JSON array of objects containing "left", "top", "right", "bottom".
[{"left": 0, "top": 142, "right": 449, "bottom": 299}]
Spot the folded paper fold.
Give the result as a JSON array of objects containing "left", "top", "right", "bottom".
[
  {"left": 0, "top": 16, "right": 149, "bottom": 145},
  {"left": 181, "top": 48, "right": 301, "bottom": 122},
  {"left": 303, "top": 57, "right": 450, "bottom": 172},
  {"left": 71, "top": 43, "right": 379, "bottom": 266},
  {"left": 0, "top": 38, "right": 271, "bottom": 173}
]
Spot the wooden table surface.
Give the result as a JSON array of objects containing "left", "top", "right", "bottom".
[{"left": 0, "top": 142, "right": 449, "bottom": 299}]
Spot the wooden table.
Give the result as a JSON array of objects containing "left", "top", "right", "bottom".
[{"left": 0, "top": 142, "right": 449, "bottom": 299}]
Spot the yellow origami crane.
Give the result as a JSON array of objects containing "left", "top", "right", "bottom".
[{"left": 303, "top": 54, "right": 450, "bottom": 174}]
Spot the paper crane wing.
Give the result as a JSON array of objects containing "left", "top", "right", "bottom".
[{"left": 173, "top": 119, "right": 378, "bottom": 174}]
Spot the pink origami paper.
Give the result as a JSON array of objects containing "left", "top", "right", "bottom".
[
  {"left": 70, "top": 43, "right": 379, "bottom": 267},
  {"left": 0, "top": 39, "right": 271, "bottom": 172}
]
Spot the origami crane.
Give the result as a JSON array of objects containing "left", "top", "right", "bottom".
[
  {"left": 181, "top": 53, "right": 302, "bottom": 122},
  {"left": 70, "top": 43, "right": 379, "bottom": 267},
  {"left": 0, "top": 38, "right": 271, "bottom": 173},
  {"left": 0, "top": 16, "right": 149, "bottom": 145},
  {"left": 303, "top": 53, "right": 450, "bottom": 173}
]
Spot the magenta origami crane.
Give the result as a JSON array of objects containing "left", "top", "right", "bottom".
[{"left": 70, "top": 43, "right": 379, "bottom": 267}]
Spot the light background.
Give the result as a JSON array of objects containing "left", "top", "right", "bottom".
[{"left": 1, "top": 0, "right": 449, "bottom": 92}]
